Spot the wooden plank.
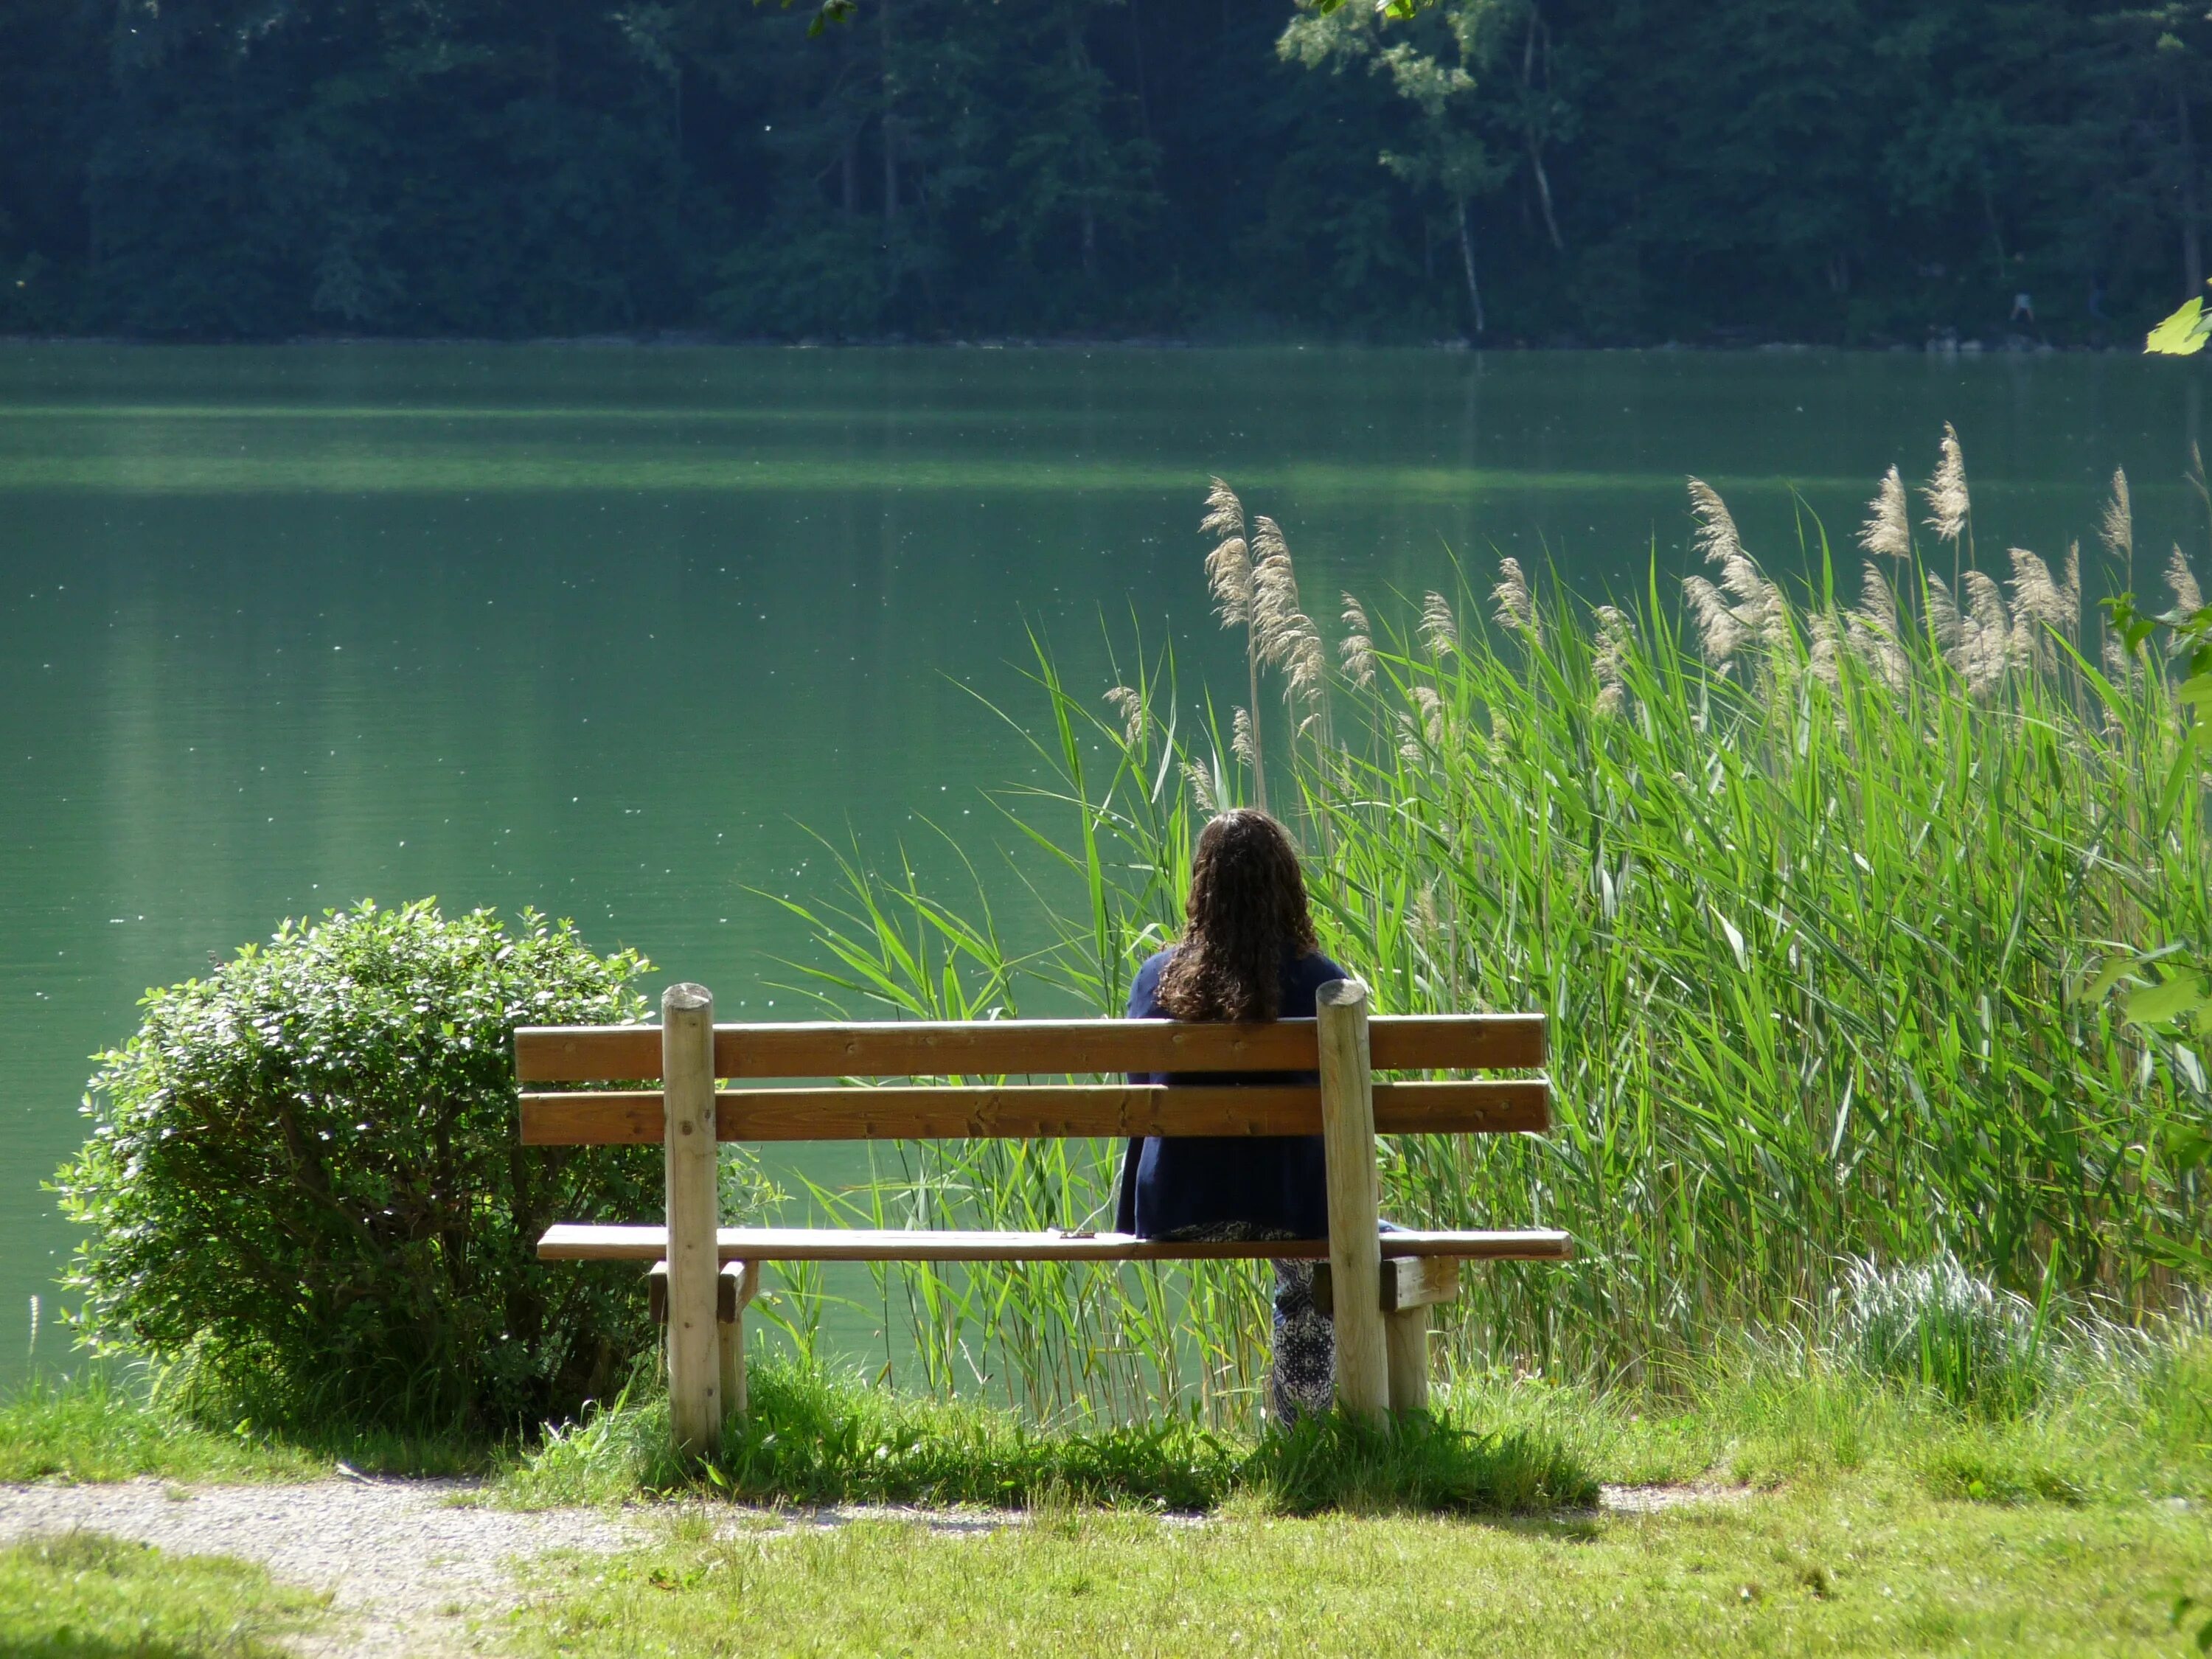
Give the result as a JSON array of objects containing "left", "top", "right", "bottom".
[
  {"left": 1382, "top": 1254, "right": 1462, "bottom": 1313},
  {"left": 514, "top": 1012, "right": 1545, "bottom": 1083},
  {"left": 1310, "top": 1255, "right": 1462, "bottom": 1319},
  {"left": 518, "top": 1079, "right": 1551, "bottom": 1145},
  {"left": 1318, "top": 978, "right": 1388, "bottom": 1422},
  {"left": 645, "top": 1259, "right": 754, "bottom": 1326},
  {"left": 539, "top": 1223, "right": 1574, "bottom": 1263},
  {"left": 661, "top": 984, "right": 721, "bottom": 1456}
]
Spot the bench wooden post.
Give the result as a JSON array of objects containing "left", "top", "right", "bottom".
[
  {"left": 1316, "top": 978, "right": 1389, "bottom": 1422},
  {"left": 720, "top": 1262, "right": 760, "bottom": 1417},
  {"left": 1385, "top": 1309, "right": 1429, "bottom": 1413},
  {"left": 662, "top": 983, "right": 721, "bottom": 1455}
]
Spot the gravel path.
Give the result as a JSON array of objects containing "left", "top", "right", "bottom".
[
  {"left": 0, "top": 1476, "right": 644, "bottom": 1658},
  {"left": 0, "top": 1476, "right": 1740, "bottom": 1656}
]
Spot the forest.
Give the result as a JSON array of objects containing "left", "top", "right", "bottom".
[{"left": 2, "top": 0, "right": 2211, "bottom": 346}]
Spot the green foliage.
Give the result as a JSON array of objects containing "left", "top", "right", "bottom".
[
  {"left": 3, "top": 0, "right": 2209, "bottom": 341},
  {"left": 0, "top": 1531, "right": 327, "bottom": 1658},
  {"left": 2146, "top": 288, "right": 2212, "bottom": 354},
  {"left": 54, "top": 900, "right": 661, "bottom": 1435}
]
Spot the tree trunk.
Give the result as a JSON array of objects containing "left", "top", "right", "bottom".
[
  {"left": 880, "top": 0, "right": 898, "bottom": 234},
  {"left": 1528, "top": 142, "right": 1565, "bottom": 252},
  {"left": 1522, "top": 9, "right": 1565, "bottom": 252},
  {"left": 1456, "top": 198, "right": 1486, "bottom": 336}
]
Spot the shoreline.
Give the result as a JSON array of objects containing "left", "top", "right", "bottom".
[{"left": 0, "top": 330, "right": 2145, "bottom": 355}]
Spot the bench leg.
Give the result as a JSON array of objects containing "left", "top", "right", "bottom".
[
  {"left": 1318, "top": 979, "right": 1390, "bottom": 1423},
  {"left": 663, "top": 984, "right": 722, "bottom": 1456},
  {"left": 719, "top": 1262, "right": 759, "bottom": 1421},
  {"left": 1385, "top": 1307, "right": 1430, "bottom": 1414}
]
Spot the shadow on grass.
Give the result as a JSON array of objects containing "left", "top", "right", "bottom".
[{"left": 504, "top": 1361, "right": 1599, "bottom": 1517}]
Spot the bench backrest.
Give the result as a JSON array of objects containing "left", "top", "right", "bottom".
[{"left": 515, "top": 1011, "right": 1548, "bottom": 1144}]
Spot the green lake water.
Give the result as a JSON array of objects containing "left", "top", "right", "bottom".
[{"left": 1, "top": 343, "right": 2199, "bottom": 1386}]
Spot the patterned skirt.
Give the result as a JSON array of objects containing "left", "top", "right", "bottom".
[{"left": 1162, "top": 1222, "right": 1335, "bottom": 1426}]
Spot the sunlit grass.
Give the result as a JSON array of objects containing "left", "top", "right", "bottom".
[
  {"left": 0, "top": 1531, "right": 327, "bottom": 1658},
  {"left": 0, "top": 1368, "right": 494, "bottom": 1484},
  {"left": 505, "top": 1482, "right": 2210, "bottom": 1658}
]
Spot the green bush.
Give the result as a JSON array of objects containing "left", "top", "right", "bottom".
[{"left": 55, "top": 900, "right": 660, "bottom": 1435}]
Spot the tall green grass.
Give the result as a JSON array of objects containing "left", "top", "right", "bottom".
[{"left": 764, "top": 445, "right": 2211, "bottom": 1423}]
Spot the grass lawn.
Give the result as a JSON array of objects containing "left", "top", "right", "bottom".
[
  {"left": 507, "top": 1478, "right": 2210, "bottom": 1658},
  {"left": 0, "top": 1531, "right": 327, "bottom": 1657},
  {"left": 0, "top": 1371, "right": 488, "bottom": 1483}
]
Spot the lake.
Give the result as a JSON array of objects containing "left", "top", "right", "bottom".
[{"left": 1, "top": 342, "right": 2199, "bottom": 1386}]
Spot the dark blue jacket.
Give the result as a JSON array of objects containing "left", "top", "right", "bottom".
[{"left": 1112, "top": 946, "right": 1351, "bottom": 1239}]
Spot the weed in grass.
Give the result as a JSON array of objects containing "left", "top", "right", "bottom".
[
  {"left": 1838, "top": 1253, "right": 2048, "bottom": 1413},
  {"left": 0, "top": 1531, "right": 327, "bottom": 1656}
]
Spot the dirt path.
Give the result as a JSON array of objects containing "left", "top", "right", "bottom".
[{"left": 0, "top": 1476, "right": 641, "bottom": 1658}]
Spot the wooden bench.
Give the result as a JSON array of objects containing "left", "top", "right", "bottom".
[{"left": 518, "top": 978, "right": 1569, "bottom": 1453}]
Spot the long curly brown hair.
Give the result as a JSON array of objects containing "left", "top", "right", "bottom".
[{"left": 1156, "top": 809, "right": 1319, "bottom": 1022}]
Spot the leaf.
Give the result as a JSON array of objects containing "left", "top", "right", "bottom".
[
  {"left": 2126, "top": 971, "right": 2211, "bottom": 1027},
  {"left": 2167, "top": 1127, "right": 2212, "bottom": 1173},
  {"left": 1712, "top": 907, "right": 1748, "bottom": 972},
  {"left": 2080, "top": 951, "right": 2135, "bottom": 1004},
  {"left": 2147, "top": 295, "right": 2212, "bottom": 355}
]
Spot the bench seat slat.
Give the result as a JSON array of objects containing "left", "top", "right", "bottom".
[
  {"left": 537, "top": 1222, "right": 1573, "bottom": 1264},
  {"left": 518, "top": 1079, "right": 1549, "bottom": 1144},
  {"left": 514, "top": 1013, "right": 1544, "bottom": 1084}
]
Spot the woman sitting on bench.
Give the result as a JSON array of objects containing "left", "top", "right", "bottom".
[{"left": 1114, "top": 807, "right": 1351, "bottom": 1425}]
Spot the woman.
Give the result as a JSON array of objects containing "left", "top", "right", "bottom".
[{"left": 1113, "top": 807, "right": 1350, "bottom": 1424}]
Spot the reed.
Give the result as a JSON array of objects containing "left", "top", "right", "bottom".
[{"left": 765, "top": 438, "right": 2211, "bottom": 1424}]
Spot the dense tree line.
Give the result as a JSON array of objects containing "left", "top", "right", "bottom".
[{"left": 2, "top": 0, "right": 2209, "bottom": 344}]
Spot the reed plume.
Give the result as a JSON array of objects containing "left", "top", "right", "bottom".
[
  {"left": 1683, "top": 479, "right": 1784, "bottom": 673},
  {"left": 1104, "top": 685, "right": 1147, "bottom": 746},
  {"left": 1340, "top": 593, "right": 1377, "bottom": 689},
  {"left": 1859, "top": 465, "right": 1912, "bottom": 560},
  {"left": 1591, "top": 604, "right": 1632, "bottom": 717},
  {"left": 1957, "top": 568, "right": 2012, "bottom": 694},
  {"left": 1926, "top": 574, "right": 1964, "bottom": 655},
  {"left": 1847, "top": 563, "right": 1909, "bottom": 693},
  {"left": 1419, "top": 591, "right": 1460, "bottom": 656},
  {"left": 2172, "top": 545, "right": 2207, "bottom": 617},
  {"left": 2101, "top": 469, "right": 2133, "bottom": 574},
  {"left": 1411, "top": 684, "right": 1445, "bottom": 745},
  {"left": 1231, "top": 706, "right": 1259, "bottom": 771},
  {"left": 1202, "top": 479, "right": 1253, "bottom": 627},
  {"left": 1203, "top": 478, "right": 1266, "bottom": 807},
  {"left": 2006, "top": 547, "right": 2076, "bottom": 673},
  {"left": 1181, "top": 759, "right": 1220, "bottom": 814},
  {"left": 1808, "top": 611, "right": 1843, "bottom": 689},
  {"left": 1250, "top": 516, "right": 1327, "bottom": 712},
  {"left": 1491, "top": 557, "right": 1540, "bottom": 644},
  {"left": 1924, "top": 423, "right": 1970, "bottom": 546}
]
